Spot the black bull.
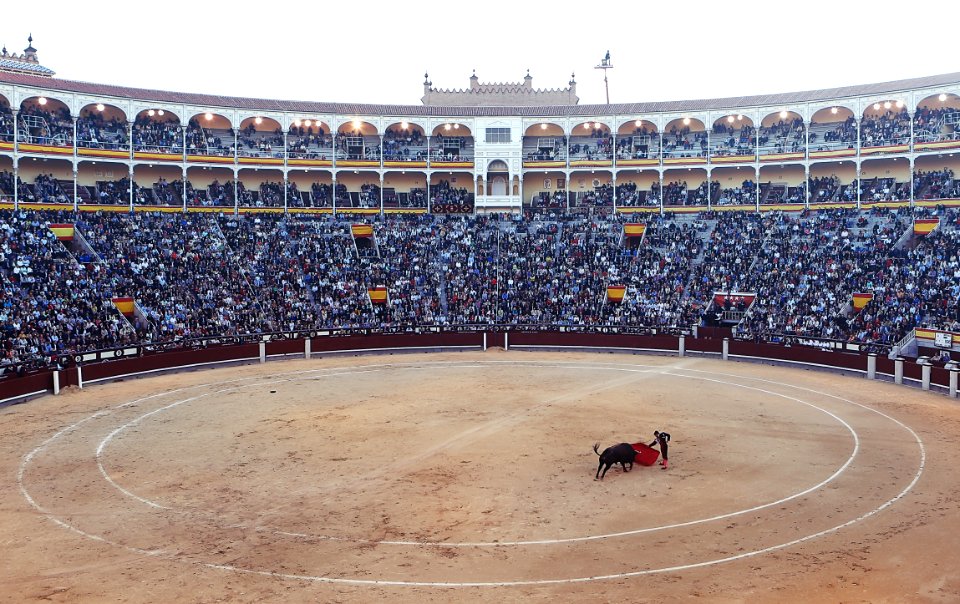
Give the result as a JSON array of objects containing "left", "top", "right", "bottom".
[{"left": 593, "top": 442, "right": 638, "bottom": 480}]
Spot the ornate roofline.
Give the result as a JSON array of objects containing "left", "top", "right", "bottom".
[{"left": 1, "top": 70, "right": 959, "bottom": 116}]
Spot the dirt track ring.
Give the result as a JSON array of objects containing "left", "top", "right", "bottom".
[{"left": 17, "top": 358, "right": 925, "bottom": 587}]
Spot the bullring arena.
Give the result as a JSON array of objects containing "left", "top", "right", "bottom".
[
  {"left": 3, "top": 346, "right": 960, "bottom": 603},
  {"left": 4, "top": 28, "right": 960, "bottom": 603}
]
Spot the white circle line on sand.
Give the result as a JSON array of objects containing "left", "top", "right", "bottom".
[
  {"left": 91, "top": 362, "right": 860, "bottom": 547},
  {"left": 16, "top": 358, "right": 925, "bottom": 587}
]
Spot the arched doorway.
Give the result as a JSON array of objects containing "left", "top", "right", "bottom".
[{"left": 487, "top": 160, "right": 508, "bottom": 195}]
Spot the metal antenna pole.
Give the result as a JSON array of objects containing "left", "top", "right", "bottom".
[{"left": 595, "top": 50, "right": 613, "bottom": 104}]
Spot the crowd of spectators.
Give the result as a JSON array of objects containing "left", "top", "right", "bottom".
[
  {"left": 758, "top": 118, "right": 804, "bottom": 155},
  {"left": 18, "top": 106, "right": 73, "bottom": 146},
  {"left": 914, "top": 107, "right": 960, "bottom": 143},
  {"left": 861, "top": 109, "right": 911, "bottom": 147},
  {"left": 76, "top": 113, "right": 128, "bottom": 150},
  {"left": 711, "top": 122, "right": 756, "bottom": 156},
  {"left": 914, "top": 169, "right": 960, "bottom": 200},
  {"left": 3, "top": 205, "right": 960, "bottom": 372},
  {"left": 132, "top": 117, "right": 182, "bottom": 153},
  {"left": 809, "top": 116, "right": 857, "bottom": 151},
  {"left": 382, "top": 128, "right": 426, "bottom": 162}
]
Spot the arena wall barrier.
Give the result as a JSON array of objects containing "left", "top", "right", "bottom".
[{"left": 0, "top": 331, "right": 954, "bottom": 406}]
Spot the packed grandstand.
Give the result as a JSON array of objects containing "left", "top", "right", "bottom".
[{"left": 1, "top": 56, "right": 960, "bottom": 376}]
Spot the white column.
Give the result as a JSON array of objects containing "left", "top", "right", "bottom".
[
  {"left": 895, "top": 357, "right": 904, "bottom": 385},
  {"left": 77, "top": 365, "right": 84, "bottom": 389},
  {"left": 53, "top": 370, "right": 60, "bottom": 395},
  {"left": 259, "top": 341, "right": 266, "bottom": 363},
  {"left": 921, "top": 361, "right": 932, "bottom": 391},
  {"left": 678, "top": 335, "right": 685, "bottom": 358},
  {"left": 949, "top": 365, "right": 958, "bottom": 398},
  {"left": 867, "top": 353, "right": 877, "bottom": 380},
  {"left": 305, "top": 338, "right": 311, "bottom": 360},
  {"left": 722, "top": 338, "right": 730, "bottom": 361}
]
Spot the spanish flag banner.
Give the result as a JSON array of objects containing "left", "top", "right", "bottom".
[
  {"left": 623, "top": 223, "right": 646, "bottom": 238},
  {"left": 606, "top": 286, "right": 626, "bottom": 303},
  {"left": 368, "top": 287, "right": 388, "bottom": 304},
  {"left": 852, "top": 292, "right": 873, "bottom": 311},
  {"left": 112, "top": 297, "right": 135, "bottom": 316},
  {"left": 351, "top": 224, "right": 374, "bottom": 238},
  {"left": 49, "top": 223, "right": 75, "bottom": 241},
  {"left": 914, "top": 218, "right": 939, "bottom": 236}
]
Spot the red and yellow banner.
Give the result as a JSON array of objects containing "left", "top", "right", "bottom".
[
  {"left": 48, "top": 223, "right": 75, "bottom": 240},
  {"left": 237, "top": 156, "right": 283, "bottom": 166},
  {"left": 624, "top": 223, "right": 646, "bottom": 237},
  {"left": 133, "top": 151, "right": 181, "bottom": 162},
  {"left": 368, "top": 287, "right": 388, "bottom": 304},
  {"left": 615, "top": 158, "right": 658, "bottom": 167},
  {"left": 112, "top": 297, "right": 135, "bottom": 316},
  {"left": 710, "top": 155, "right": 755, "bottom": 164},
  {"left": 852, "top": 292, "right": 873, "bottom": 311},
  {"left": 186, "top": 154, "right": 235, "bottom": 164},
  {"left": 523, "top": 160, "right": 566, "bottom": 169},
  {"left": 430, "top": 161, "right": 474, "bottom": 169},
  {"left": 808, "top": 149, "right": 856, "bottom": 160},
  {"left": 17, "top": 143, "right": 73, "bottom": 155},
  {"left": 570, "top": 160, "right": 613, "bottom": 168},
  {"left": 287, "top": 158, "right": 333, "bottom": 168},
  {"left": 383, "top": 161, "right": 427, "bottom": 169},
  {"left": 77, "top": 148, "right": 129, "bottom": 159},
  {"left": 914, "top": 218, "right": 939, "bottom": 236},
  {"left": 606, "top": 286, "right": 626, "bottom": 303},
  {"left": 351, "top": 224, "right": 374, "bottom": 238},
  {"left": 664, "top": 157, "right": 707, "bottom": 166},
  {"left": 860, "top": 144, "right": 909, "bottom": 156}
]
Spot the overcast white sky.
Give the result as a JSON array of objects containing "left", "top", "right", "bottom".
[{"left": 4, "top": 0, "right": 958, "bottom": 107}]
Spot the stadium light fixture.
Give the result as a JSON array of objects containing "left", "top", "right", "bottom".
[
  {"left": 352, "top": 119, "right": 361, "bottom": 129},
  {"left": 453, "top": 124, "right": 460, "bottom": 129},
  {"left": 294, "top": 119, "right": 302, "bottom": 127},
  {"left": 96, "top": 103, "right": 105, "bottom": 112},
  {"left": 148, "top": 109, "right": 155, "bottom": 116},
  {"left": 255, "top": 117, "right": 263, "bottom": 125},
  {"left": 401, "top": 121, "right": 409, "bottom": 130},
  {"left": 205, "top": 112, "right": 213, "bottom": 121},
  {"left": 635, "top": 120, "right": 642, "bottom": 127},
  {"left": 895, "top": 100, "right": 904, "bottom": 108},
  {"left": 779, "top": 110, "right": 788, "bottom": 119},
  {"left": 883, "top": 101, "right": 892, "bottom": 109},
  {"left": 38, "top": 96, "right": 47, "bottom": 105},
  {"left": 873, "top": 103, "right": 881, "bottom": 110},
  {"left": 541, "top": 123, "right": 548, "bottom": 130},
  {"left": 727, "top": 116, "right": 735, "bottom": 123},
  {"left": 584, "top": 123, "right": 592, "bottom": 130},
  {"left": 939, "top": 93, "right": 948, "bottom": 102},
  {"left": 444, "top": 123, "right": 451, "bottom": 131},
  {"left": 157, "top": 110, "right": 164, "bottom": 116},
  {"left": 831, "top": 107, "right": 838, "bottom": 114},
  {"left": 737, "top": 115, "right": 743, "bottom": 121},
  {"left": 594, "top": 122, "right": 602, "bottom": 129},
  {"left": 683, "top": 117, "right": 691, "bottom": 125},
  {"left": 304, "top": 120, "right": 312, "bottom": 127}
]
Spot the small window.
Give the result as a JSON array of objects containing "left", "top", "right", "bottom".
[{"left": 485, "top": 127, "right": 511, "bottom": 143}]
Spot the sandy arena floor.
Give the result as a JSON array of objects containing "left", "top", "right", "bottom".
[{"left": 1, "top": 350, "right": 959, "bottom": 603}]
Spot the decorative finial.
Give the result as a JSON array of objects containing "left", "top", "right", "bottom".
[{"left": 29, "top": 33, "right": 33, "bottom": 45}]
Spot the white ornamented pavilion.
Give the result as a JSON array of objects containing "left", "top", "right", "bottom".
[{"left": 1, "top": 68, "right": 960, "bottom": 215}]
